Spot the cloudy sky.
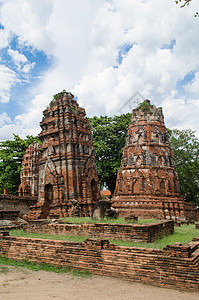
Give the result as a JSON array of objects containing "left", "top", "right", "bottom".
[{"left": 0, "top": 0, "right": 199, "bottom": 141}]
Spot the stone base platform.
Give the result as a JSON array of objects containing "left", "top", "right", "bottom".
[
  {"left": 23, "top": 219, "right": 174, "bottom": 243},
  {"left": 112, "top": 195, "right": 198, "bottom": 221}
]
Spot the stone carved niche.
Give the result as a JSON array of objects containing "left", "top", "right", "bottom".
[
  {"left": 43, "top": 158, "right": 56, "bottom": 181},
  {"left": 136, "top": 156, "right": 141, "bottom": 168},
  {"left": 160, "top": 179, "right": 166, "bottom": 194},
  {"left": 158, "top": 156, "right": 163, "bottom": 166},
  {"left": 47, "top": 146, "right": 55, "bottom": 156},
  {"left": 133, "top": 126, "right": 146, "bottom": 144},
  {"left": 127, "top": 153, "right": 134, "bottom": 166}
]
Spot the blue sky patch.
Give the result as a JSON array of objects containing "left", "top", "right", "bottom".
[
  {"left": 161, "top": 39, "right": 176, "bottom": 51},
  {"left": 176, "top": 71, "right": 195, "bottom": 97},
  {"left": 117, "top": 43, "right": 133, "bottom": 64},
  {"left": 0, "top": 32, "right": 52, "bottom": 121}
]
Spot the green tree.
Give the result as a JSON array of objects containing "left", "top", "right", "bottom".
[
  {"left": 89, "top": 113, "right": 131, "bottom": 195},
  {"left": 169, "top": 129, "right": 199, "bottom": 204},
  {"left": 0, "top": 134, "right": 40, "bottom": 195}
]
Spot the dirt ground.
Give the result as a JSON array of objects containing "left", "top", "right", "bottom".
[{"left": 0, "top": 266, "right": 198, "bottom": 300}]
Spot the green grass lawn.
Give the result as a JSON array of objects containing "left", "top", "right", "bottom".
[
  {"left": 0, "top": 256, "right": 92, "bottom": 277},
  {"left": 10, "top": 229, "right": 86, "bottom": 243},
  {"left": 111, "top": 224, "right": 199, "bottom": 248},
  {"left": 9, "top": 224, "right": 199, "bottom": 249}
]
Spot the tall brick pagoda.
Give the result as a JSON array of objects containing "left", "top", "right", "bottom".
[
  {"left": 18, "top": 141, "right": 39, "bottom": 197},
  {"left": 112, "top": 100, "right": 196, "bottom": 220},
  {"left": 24, "top": 90, "right": 101, "bottom": 219}
]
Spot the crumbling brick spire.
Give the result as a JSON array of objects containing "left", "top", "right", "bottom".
[
  {"left": 112, "top": 100, "right": 196, "bottom": 220},
  {"left": 23, "top": 90, "right": 101, "bottom": 219}
]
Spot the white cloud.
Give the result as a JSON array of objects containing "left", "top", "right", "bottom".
[
  {"left": 0, "top": 28, "right": 10, "bottom": 49},
  {"left": 0, "top": 0, "right": 199, "bottom": 140},
  {"left": 8, "top": 48, "right": 27, "bottom": 63},
  {"left": 184, "top": 72, "right": 199, "bottom": 96},
  {"left": 0, "top": 0, "right": 54, "bottom": 54},
  {"left": 15, "top": 94, "right": 47, "bottom": 131},
  {"left": 22, "top": 62, "right": 35, "bottom": 73},
  {"left": 0, "top": 94, "right": 48, "bottom": 140},
  {"left": 7, "top": 48, "right": 28, "bottom": 70},
  {"left": 162, "top": 96, "right": 199, "bottom": 137},
  {"left": 8, "top": 49, "right": 27, "bottom": 64},
  {"left": 7, "top": 49, "right": 36, "bottom": 73},
  {"left": 0, "top": 112, "right": 11, "bottom": 127},
  {"left": 0, "top": 65, "right": 18, "bottom": 103}
]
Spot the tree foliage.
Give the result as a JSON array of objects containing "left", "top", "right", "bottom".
[
  {"left": 89, "top": 113, "right": 132, "bottom": 195},
  {"left": 169, "top": 129, "right": 199, "bottom": 204},
  {"left": 0, "top": 134, "right": 40, "bottom": 195}
]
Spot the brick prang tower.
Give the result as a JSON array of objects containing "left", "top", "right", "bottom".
[
  {"left": 28, "top": 90, "right": 100, "bottom": 219},
  {"left": 112, "top": 100, "right": 197, "bottom": 220},
  {"left": 18, "top": 142, "right": 39, "bottom": 197}
]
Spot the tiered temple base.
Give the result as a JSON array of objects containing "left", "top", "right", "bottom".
[{"left": 112, "top": 195, "right": 197, "bottom": 221}]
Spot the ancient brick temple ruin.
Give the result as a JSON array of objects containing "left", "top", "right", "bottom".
[
  {"left": 112, "top": 100, "right": 197, "bottom": 220},
  {"left": 18, "top": 142, "right": 39, "bottom": 197},
  {"left": 19, "top": 91, "right": 101, "bottom": 219}
]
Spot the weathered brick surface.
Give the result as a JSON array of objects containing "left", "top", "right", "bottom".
[
  {"left": 0, "top": 211, "right": 19, "bottom": 220},
  {"left": 0, "top": 235, "right": 198, "bottom": 291},
  {"left": 20, "top": 91, "right": 101, "bottom": 219},
  {"left": 112, "top": 101, "right": 197, "bottom": 221},
  {"left": 18, "top": 142, "right": 39, "bottom": 197},
  {"left": 0, "top": 194, "right": 37, "bottom": 217},
  {"left": 24, "top": 219, "right": 174, "bottom": 243}
]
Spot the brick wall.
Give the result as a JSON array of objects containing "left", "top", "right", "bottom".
[
  {"left": 0, "top": 211, "right": 19, "bottom": 220},
  {"left": 24, "top": 220, "right": 174, "bottom": 243},
  {"left": 0, "top": 194, "right": 37, "bottom": 217},
  {"left": 112, "top": 196, "right": 198, "bottom": 221},
  {"left": 0, "top": 235, "right": 198, "bottom": 291}
]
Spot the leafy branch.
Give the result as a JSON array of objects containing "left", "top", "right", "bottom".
[{"left": 175, "top": 0, "right": 198, "bottom": 17}]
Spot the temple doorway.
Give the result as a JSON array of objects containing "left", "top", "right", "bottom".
[
  {"left": 40, "top": 184, "right": 53, "bottom": 219},
  {"left": 91, "top": 179, "right": 99, "bottom": 204}
]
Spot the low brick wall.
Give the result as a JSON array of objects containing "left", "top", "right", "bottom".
[
  {"left": 0, "top": 234, "right": 198, "bottom": 291},
  {"left": 0, "top": 211, "right": 19, "bottom": 220},
  {"left": 24, "top": 220, "right": 174, "bottom": 243},
  {"left": 0, "top": 194, "right": 37, "bottom": 217}
]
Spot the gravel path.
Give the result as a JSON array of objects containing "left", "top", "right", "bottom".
[{"left": 0, "top": 266, "right": 198, "bottom": 300}]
